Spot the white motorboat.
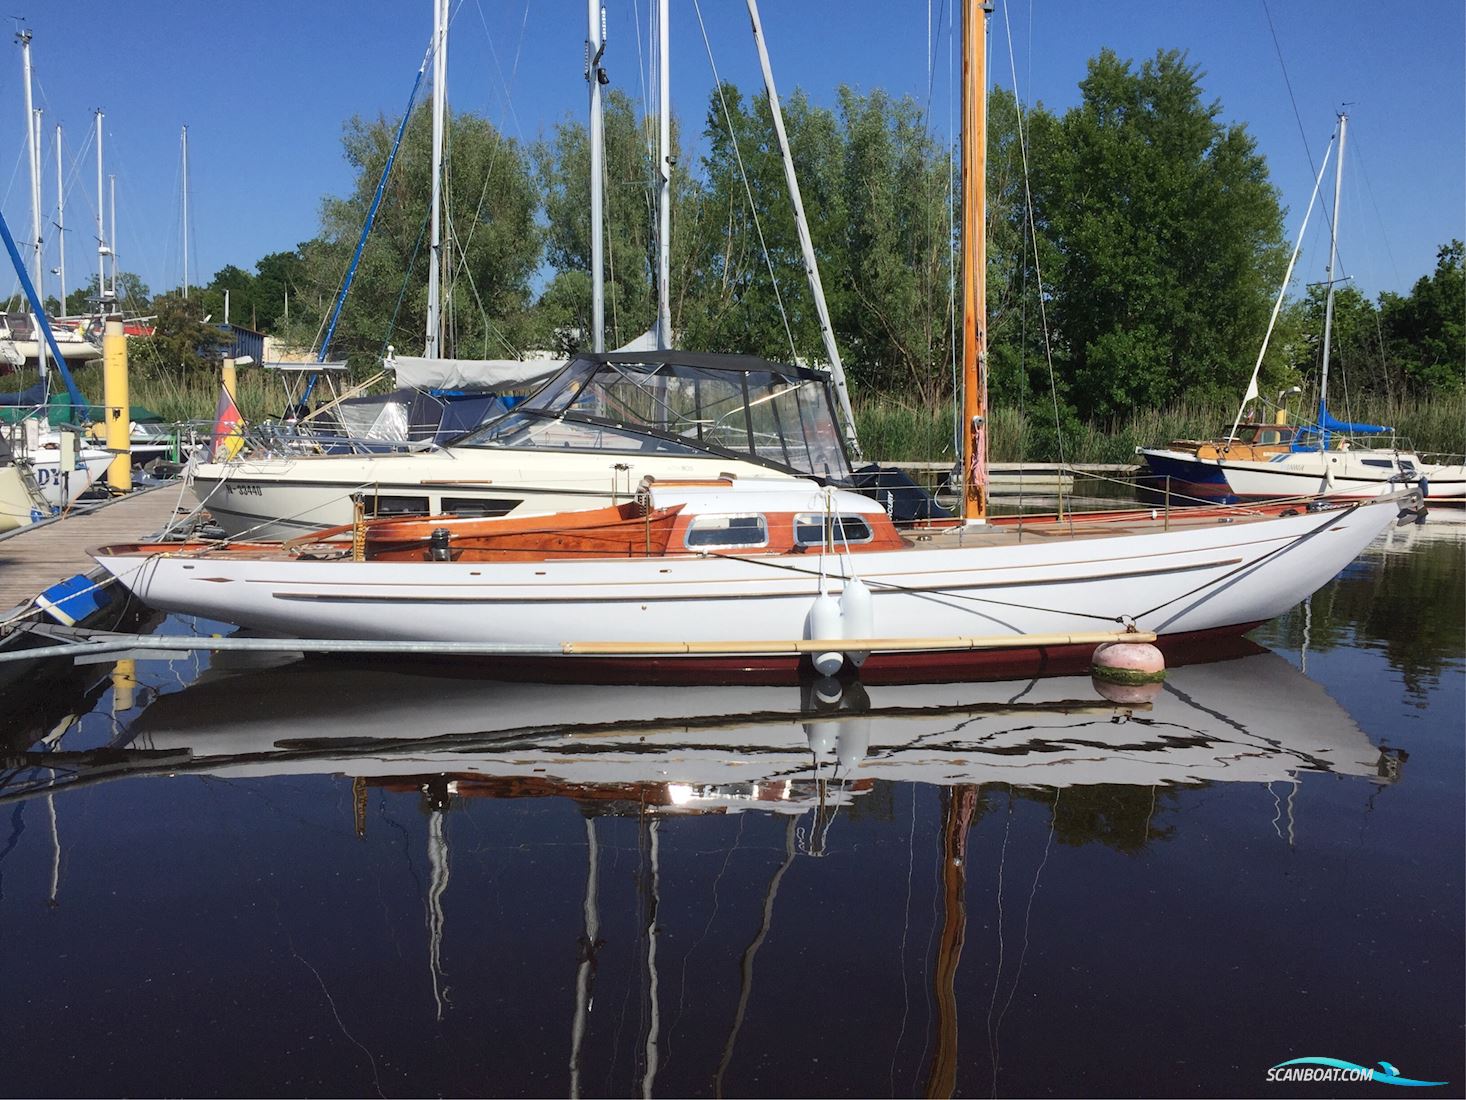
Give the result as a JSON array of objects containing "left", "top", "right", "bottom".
[{"left": 189, "top": 352, "right": 863, "bottom": 538}]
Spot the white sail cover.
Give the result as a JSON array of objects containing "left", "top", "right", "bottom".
[{"left": 389, "top": 356, "right": 563, "bottom": 391}]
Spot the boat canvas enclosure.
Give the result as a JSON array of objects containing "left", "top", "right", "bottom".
[{"left": 455, "top": 351, "right": 854, "bottom": 481}]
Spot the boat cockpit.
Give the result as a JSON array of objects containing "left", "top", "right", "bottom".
[{"left": 451, "top": 351, "right": 854, "bottom": 482}]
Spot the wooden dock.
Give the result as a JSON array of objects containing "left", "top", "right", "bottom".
[{"left": 0, "top": 486, "right": 192, "bottom": 615}]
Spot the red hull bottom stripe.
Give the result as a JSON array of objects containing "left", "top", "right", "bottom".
[{"left": 402, "top": 623, "right": 1268, "bottom": 687}]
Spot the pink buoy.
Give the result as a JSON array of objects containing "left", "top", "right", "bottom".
[
  {"left": 1092, "top": 677, "right": 1164, "bottom": 705},
  {"left": 1091, "top": 640, "right": 1166, "bottom": 685}
]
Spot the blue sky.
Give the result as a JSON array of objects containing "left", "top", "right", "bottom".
[{"left": 2, "top": 0, "right": 1462, "bottom": 309}]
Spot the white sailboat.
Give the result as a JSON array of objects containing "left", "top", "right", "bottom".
[
  {"left": 1, "top": 31, "right": 111, "bottom": 508},
  {"left": 93, "top": 2, "right": 1417, "bottom": 686},
  {"left": 1140, "top": 113, "right": 1466, "bottom": 502}
]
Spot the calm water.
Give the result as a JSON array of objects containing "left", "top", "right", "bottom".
[{"left": 0, "top": 515, "right": 1461, "bottom": 1098}]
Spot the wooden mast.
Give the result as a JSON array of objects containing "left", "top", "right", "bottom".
[
  {"left": 924, "top": 785, "right": 977, "bottom": 1098},
  {"left": 960, "top": 0, "right": 991, "bottom": 523}
]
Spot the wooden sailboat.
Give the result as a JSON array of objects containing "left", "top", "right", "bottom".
[{"left": 90, "top": 2, "right": 1418, "bottom": 685}]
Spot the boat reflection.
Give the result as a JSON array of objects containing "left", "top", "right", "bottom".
[
  {"left": 0, "top": 641, "right": 1411, "bottom": 1099},
  {"left": 0, "top": 638, "right": 1399, "bottom": 808}
]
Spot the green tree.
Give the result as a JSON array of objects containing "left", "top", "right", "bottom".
[
  {"left": 130, "top": 292, "right": 230, "bottom": 372},
  {"left": 1282, "top": 282, "right": 1390, "bottom": 404},
  {"left": 297, "top": 105, "right": 541, "bottom": 369},
  {"left": 74, "top": 271, "right": 151, "bottom": 314},
  {"left": 678, "top": 83, "right": 833, "bottom": 366},
  {"left": 672, "top": 83, "right": 955, "bottom": 405},
  {"left": 536, "top": 89, "right": 700, "bottom": 352},
  {"left": 1030, "top": 49, "right": 1288, "bottom": 419},
  {"left": 835, "top": 87, "right": 953, "bottom": 404},
  {"left": 198, "top": 265, "right": 257, "bottom": 331},
  {"left": 1381, "top": 240, "right": 1465, "bottom": 395}
]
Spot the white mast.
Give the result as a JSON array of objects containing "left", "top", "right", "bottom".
[
  {"left": 655, "top": 0, "right": 671, "bottom": 349},
  {"left": 425, "top": 0, "right": 447, "bottom": 358},
  {"left": 17, "top": 30, "right": 48, "bottom": 378},
  {"left": 108, "top": 175, "right": 117, "bottom": 298},
  {"left": 181, "top": 125, "right": 190, "bottom": 299},
  {"left": 586, "top": 0, "right": 606, "bottom": 352},
  {"left": 95, "top": 109, "right": 107, "bottom": 305},
  {"left": 1318, "top": 111, "right": 1348, "bottom": 438},
  {"left": 745, "top": 0, "right": 861, "bottom": 458},
  {"left": 18, "top": 33, "right": 42, "bottom": 292},
  {"left": 55, "top": 124, "right": 65, "bottom": 316}
]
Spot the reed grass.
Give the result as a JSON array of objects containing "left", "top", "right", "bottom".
[
  {"left": 855, "top": 392, "right": 1466, "bottom": 464},
  {"left": 106, "top": 366, "right": 1466, "bottom": 462},
  {"left": 74, "top": 364, "right": 289, "bottom": 425}
]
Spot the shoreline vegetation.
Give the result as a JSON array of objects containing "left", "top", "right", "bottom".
[
  {"left": 86, "top": 363, "right": 1465, "bottom": 467},
  {"left": 16, "top": 51, "right": 1461, "bottom": 470}
]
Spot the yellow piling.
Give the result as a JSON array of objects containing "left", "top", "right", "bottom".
[
  {"left": 103, "top": 316, "right": 131, "bottom": 492},
  {"left": 220, "top": 356, "right": 239, "bottom": 405},
  {"left": 111, "top": 657, "right": 137, "bottom": 713}
]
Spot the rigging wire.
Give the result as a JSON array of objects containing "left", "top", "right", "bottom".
[
  {"left": 999, "top": 0, "right": 1066, "bottom": 468},
  {"left": 460, "top": 0, "right": 529, "bottom": 293},
  {"left": 690, "top": 0, "right": 799, "bottom": 361},
  {"left": 631, "top": 0, "right": 659, "bottom": 311},
  {"left": 474, "top": 0, "right": 529, "bottom": 146},
  {"left": 1260, "top": 0, "right": 1318, "bottom": 179}
]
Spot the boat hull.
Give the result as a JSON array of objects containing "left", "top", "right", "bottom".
[
  {"left": 30, "top": 450, "right": 113, "bottom": 507},
  {"left": 1217, "top": 451, "right": 1466, "bottom": 501},
  {"left": 95, "top": 494, "right": 1406, "bottom": 683},
  {"left": 1142, "top": 446, "right": 1466, "bottom": 502},
  {"left": 190, "top": 449, "right": 798, "bottom": 538},
  {"left": 1137, "top": 448, "right": 1235, "bottom": 501}
]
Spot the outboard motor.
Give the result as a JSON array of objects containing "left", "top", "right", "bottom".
[{"left": 846, "top": 464, "right": 951, "bottom": 524}]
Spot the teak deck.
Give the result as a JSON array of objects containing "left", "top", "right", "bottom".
[{"left": 0, "top": 486, "right": 190, "bottom": 615}]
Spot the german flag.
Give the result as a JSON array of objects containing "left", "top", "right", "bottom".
[{"left": 212, "top": 383, "right": 245, "bottom": 462}]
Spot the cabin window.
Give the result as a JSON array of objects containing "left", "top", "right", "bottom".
[
  {"left": 368, "top": 495, "right": 430, "bottom": 517},
  {"left": 684, "top": 513, "right": 769, "bottom": 549},
  {"left": 792, "top": 513, "right": 875, "bottom": 548},
  {"left": 440, "top": 497, "right": 521, "bottom": 517}
]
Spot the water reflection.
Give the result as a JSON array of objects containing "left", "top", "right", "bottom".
[
  {"left": 0, "top": 520, "right": 1457, "bottom": 1097},
  {"left": 1, "top": 644, "right": 1402, "bottom": 811},
  {"left": 0, "top": 645, "right": 1409, "bottom": 1094},
  {"left": 1256, "top": 509, "right": 1465, "bottom": 698}
]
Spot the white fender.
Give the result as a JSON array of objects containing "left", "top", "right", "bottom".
[
  {"left": 810, "top": 676, "right": 844, "bottom": 707},
  {"left": 806, "top": 592, "right": 844, "bottom": 677},
  {"left": 838, "top": 578, "right": 874, "bottom": 668},
  {"left": 803, "top": 720, "right": 837, "bottom": 756},
  {"left": 835, "top": 715, "right": 871, "bottom": 770}
]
